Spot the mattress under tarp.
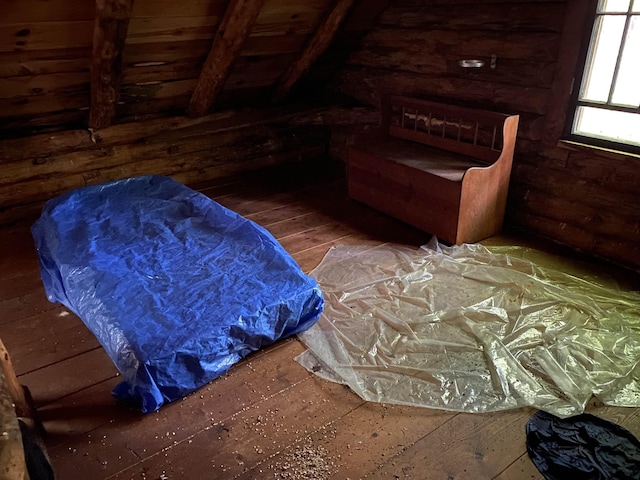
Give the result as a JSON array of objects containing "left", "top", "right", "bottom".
[{"left": 32, "top": 175, "right": 324, "bottom": 413}]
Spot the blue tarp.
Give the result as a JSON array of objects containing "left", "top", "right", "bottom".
[{"left": 32, "top": 175, "right": 324, "bottom": 413}]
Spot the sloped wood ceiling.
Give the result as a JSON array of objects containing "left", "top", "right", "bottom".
[{"left": 0, "top": 0, "right": 372, "bottom": 137}]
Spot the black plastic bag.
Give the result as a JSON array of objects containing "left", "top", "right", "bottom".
[{"left": 526, "top": 410, "right": 640, "bottom": 480}]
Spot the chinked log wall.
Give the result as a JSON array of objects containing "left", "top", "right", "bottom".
[
  {"left": 0, "top": 0, "right": 336, "bottom": 136},
  {"left": 328, "top": 0, "right": 640, "bottom": 271},
  {"left": 0, "top": 106, "right": 332, "bottom": 227}
]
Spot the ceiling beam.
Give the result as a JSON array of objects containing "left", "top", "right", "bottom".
[
  {"left": 188, "top": 0, "right": 266, "bottom": 117},
  {"left": 273, "top": 0, "right": 357, "bottom": 102},
  {"left": 89, "top": 0, "right": 134, "bottom": 130}
]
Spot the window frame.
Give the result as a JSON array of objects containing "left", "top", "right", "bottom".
[{"left": 563, "top": 0, "right": 640, "bottom": 155}]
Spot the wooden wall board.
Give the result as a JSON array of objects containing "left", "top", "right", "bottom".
[
  {"left": 121, "top": 61, "right": 203, "bottom": 84},
  {"left": 122, "top": 42, "right": 297, "bottom": 87},
  {"left": 0, "top": 89, "right": 88, "bottom": 118},
  {"left": 124, "top": 16, "right": 220, "bottom": 44},
  {"left": 0, "top": 47, "right": 90, "bottom": 77},
  {"left": 131, "top": 0, "right": 228, "bottom": 19},
  {"left": 254, "top": 0, "right": 331, "bottom": 35},
  {"left": 0, "top": 111, "right": 87, "bottom": 139},
  {"left": 0, "top": 21, "right": 94, "bottom": 52},
  {"left": 510, "top": 186, "right": 640, "bottom": 244},
  {"left": 349, "top": 49, "right": 557, "bottom": 89},
  {"left": 334, "top": 67, "right": 550, "bottom": 115},
  {"left": 379, "top": 3, "right": 566, "bottom": 32},
  {"left": 592, "top": 238, "right": 640, "bottom": 270},
  {"left": 0, "top": 103, "right": 321, "bottom": 162},
  {"left": 512, "top": 162, "right": 639, "bottom": 216},
  {"left": 540, "top": 182, "right": 638, "bottom": 233},
  {"left": 227, "top": 53, "right": 298, "bottom": 87},
  {"left": 1, "top": 0, "right": 96, "bottom": 23},
  {"left": 359, "top": 29, "right": 561, "bottom": 62},
  {"left": 290, "top": 0, "right": 390, "bottom": 98},
  {"left": 122, "top": 39, "right": 211, "bottom": 65},
  {"left": 242, "top": 33, "right": 309, "bottom": 55},
  {"left": 514, "top": 212, "right": 600, "bottom": 255},
  {"left": 119, "top": 77, "right": 196, "bottom": 101},
  {"left": 0, "top": 70, "right": 88, "bottom": 102}
]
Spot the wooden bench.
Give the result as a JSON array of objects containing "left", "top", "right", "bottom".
[{"left": 347, "top": 95, "right": 519, "bottom": 244}]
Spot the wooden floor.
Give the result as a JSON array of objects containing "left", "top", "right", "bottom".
[{"left": 1, "top": 159, "right": 639, "bottom": 480}]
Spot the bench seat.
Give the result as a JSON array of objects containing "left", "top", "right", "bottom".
[
  {"left": 347, "top": 95, "right": 519, "bottom": 245},
  {"left": 350, "top": 133, "right": 486, "bottom": 181}
]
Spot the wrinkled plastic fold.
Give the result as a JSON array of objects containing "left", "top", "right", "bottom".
[
  {"left": 297, "top": 240, "right": 640, "bottom": 417},
  {"left": 32, "top": 175, "right": 323, "bottom": 413}
]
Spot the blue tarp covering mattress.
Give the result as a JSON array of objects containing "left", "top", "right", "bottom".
[{"left": 32, "top": 175, "right": 324, "bottom": 413}]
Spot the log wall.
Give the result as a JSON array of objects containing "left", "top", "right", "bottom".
[
  {"left": 0, "top": 0, "right": 334, "bottom": 137},
  {"left": 327, "top": 0, "right": 640, "bottom": 271},
  {"left": 0, "top": 105, "right": 330, "bottom": 227}
]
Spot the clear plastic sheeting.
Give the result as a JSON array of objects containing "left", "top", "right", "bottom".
[{"left": 297, "top": 240, "right": 640, "bottom": 418}]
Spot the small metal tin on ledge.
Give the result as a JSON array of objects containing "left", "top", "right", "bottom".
[{"left": 458, "top": 59, "right": 485, "bottom": 68}]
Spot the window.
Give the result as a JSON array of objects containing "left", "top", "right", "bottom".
[{"left": 566, "top": 0, "right": 640, "bottom": 154}]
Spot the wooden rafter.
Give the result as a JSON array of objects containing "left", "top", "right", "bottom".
[
  {"left": 89, "top": 0, "right": 134, "bottom": 130},
  {"left": 188, "top": 0, "right": 266, "bottom": 117},
  {"left": 273, "top": 0, "right": 357, "bottom": 102}
]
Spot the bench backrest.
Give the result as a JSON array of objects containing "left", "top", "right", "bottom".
[{"left": 380, "top": 95, "right": 516, "bottom": 164}]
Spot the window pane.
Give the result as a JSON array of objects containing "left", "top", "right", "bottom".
[
  {"left": 633, "top": 0, "right": 640, "bottom": 13},
  {"left": 580, "top": 15, "right": 626, "bottom": 102},
  {"left": 611, "top": 16, "right": 640, "bottom": 106},
  {"left": 573, "top": 106, "right": 640, "bottom": 146},
  {"left": 599, "top": 0, "right": 630, "bottom": 13}
]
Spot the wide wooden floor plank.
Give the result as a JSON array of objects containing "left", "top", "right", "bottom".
[
  {"left": 2, "top": 309, "right": 100, "bottom": 375},
  {"left": 0, "top": 287, "right": 58, "bottom": 326},
  {"left": 110, "top": 375, "right": 363, "bottom": 479},
  {"left": 236, "top": 402, "right": 458, "bottom": 480},
  {"left": 494, "top": 453, "right": 544, "bottom": 480},
  {"left": 46, "top": 340, "right": 313, "bottom": 478},
  {"left": 19, "top": 347, "right": 118, "bottom": 408},
  {"left": 364, "top": 409, "right": 536, "bottom": 479}
]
